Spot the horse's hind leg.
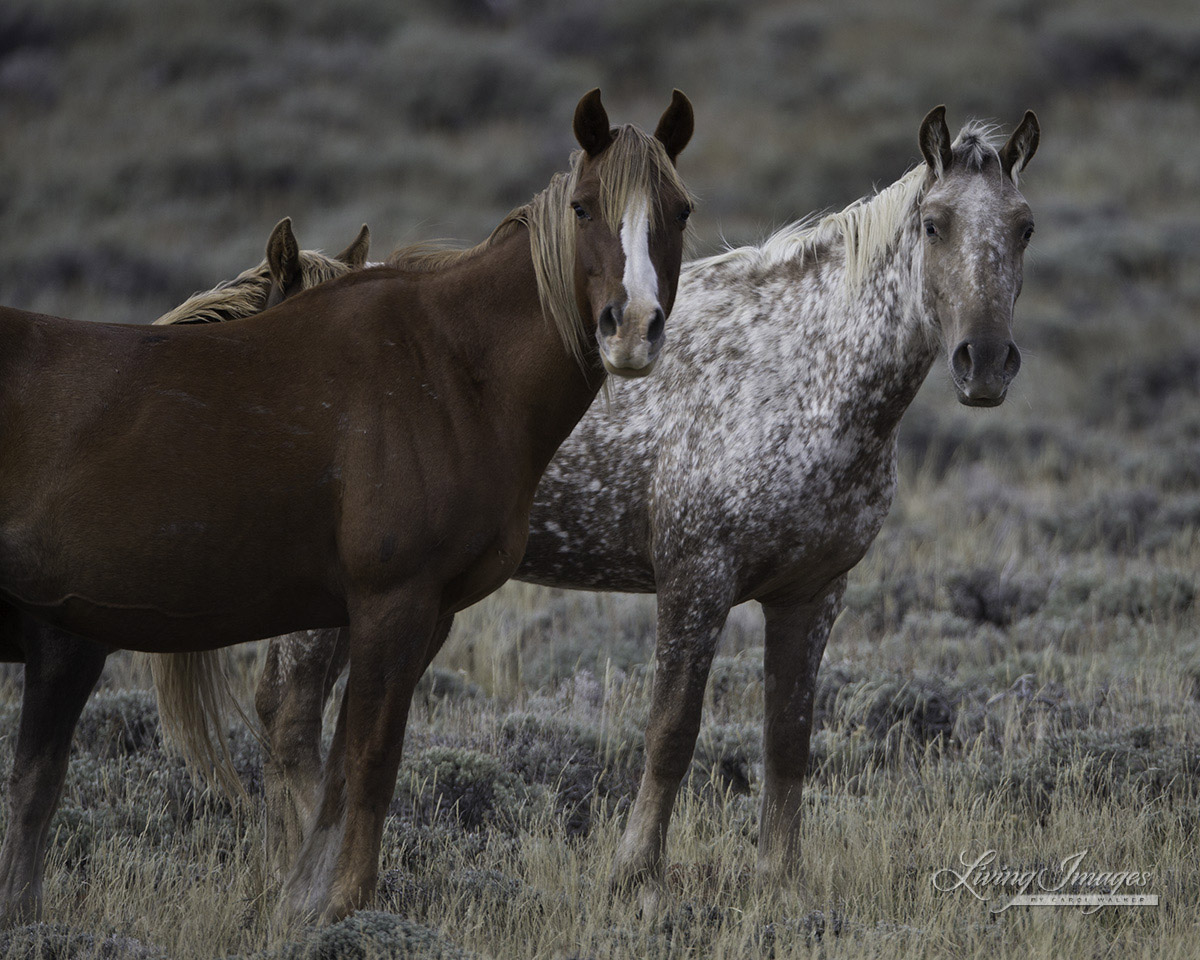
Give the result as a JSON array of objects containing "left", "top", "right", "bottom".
[
  {"left": 757, "top": 577, "right": 846, "bottom": 890},
  {"left": 611, "top": 574, "right": 734, "bottom": 899},
  {"left": 256, "top": 628, "right": 347, "bottom": 880},
  {"left": 0, "top": 612, "right": 107, "bottom": 925}
]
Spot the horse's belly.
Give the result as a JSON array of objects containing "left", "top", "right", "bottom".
[
  {"left": 1, "top": 582, "right": 347, "bottom": 652},
  {"left": 0, "top": 488, "right": 338, "bottom": 649},
  {"left": 517, "top": 547, "right": 656, "bottom": 593},
  {"left": 514, "top": 429, "right": 657, "bottom": 592}
]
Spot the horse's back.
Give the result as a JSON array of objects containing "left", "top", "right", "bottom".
[{"left": 0, "top": 305, "right": 359, "bottom": 646}]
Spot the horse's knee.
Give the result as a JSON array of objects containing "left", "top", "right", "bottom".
[{"left": 644, "top": 729, "right": 700, "bottom": 784}]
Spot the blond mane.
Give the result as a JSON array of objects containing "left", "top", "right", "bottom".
[
  {"left": 152, "top": 249, "right": 353, "bottom": 326},
  {"left": 388, "top": 125, "right": 692, "bottom": 365},
  {"left": 693, "top": 123, "right": 1000, "bottom": 291}
]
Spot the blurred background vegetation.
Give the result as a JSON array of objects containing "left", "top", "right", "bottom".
[{"left": 1, "top": 1, "right": 1198, "bottom": 957}]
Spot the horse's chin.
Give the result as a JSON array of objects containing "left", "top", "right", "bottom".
[
  {"left": 955, "top": 389, "right": 1007, "bottom": 408},
  {"left": 601, "top": 355, "right": 659, "bottom": 379}
]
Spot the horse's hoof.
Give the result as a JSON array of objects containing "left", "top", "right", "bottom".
[
  {"left": 318, "top": 901, "right": 355, "bottom": 926},
  {"left": 639, "top": 881, "right": 669, "bottom": 920},
  {"left": 610, "top": 860, "right": 657, "bottom": 896},
  {"left": 269, "top": 898, "right": 317, "bottom": 934},
  {"left": 271, "top": 879, "right": 328, "bottom": 933},
  {"left": 755, "top": 861, "right": 812, "bottom": 906},
  {"left": 0, "top": 894, "right": 41, "bottom": 929}
]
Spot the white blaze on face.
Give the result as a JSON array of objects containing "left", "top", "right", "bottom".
[{"left": 620, "top": 196, "right": 660, "bottom": 315}]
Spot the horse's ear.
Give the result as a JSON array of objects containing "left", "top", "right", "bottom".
[
  {"left": 574, "top": 88, "right": 614, "bottom": 158},
  {"left": 335, "top": 224, "right": 371, "bottom": 268},
  {"left": 267, "top": 217, "right": 300, "bottom": 291},
  {"left": 654, "top": 89, "right": 694, "bottom": 165},
  {"left": 999, "top": 110, "right": 1040, "bottom": 185},
  {"left": 919, "top": 105, "right": 953, "bottom": 178}
]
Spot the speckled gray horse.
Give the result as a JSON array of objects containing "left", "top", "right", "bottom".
[{"left": 247, "top": 105, "right": 1040, "bottom": 893}]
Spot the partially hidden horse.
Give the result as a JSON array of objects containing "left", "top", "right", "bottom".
[
  {"left": 0, "top": 217, "right": 370, "bottom": 925},
  {"left": 247, "top": 105, "right": 1040, "bottom": 899},
  {"left": 0, "top": 87, "right": 696, "bottom": 924},
  {"left": 156, "top": 218, "right": 371, "bottom": 326}
]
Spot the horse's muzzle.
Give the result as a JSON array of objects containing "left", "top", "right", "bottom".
[
  {"left": 598, "top": 301, "right": 665, "bottom": 377},
  {"left": 950, "top": 337, "right": 1020, "bottom": 406}
]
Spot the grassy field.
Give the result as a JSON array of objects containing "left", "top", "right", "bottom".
[{"left": 1, "top": 0, "right": 1198, "bottom": 957}]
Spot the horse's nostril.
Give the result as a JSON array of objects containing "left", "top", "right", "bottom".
[
  {"left": 1004, "top": 342, "right": 1021, "bottom": 380},
  {"left": 598, "top": 304, "right": 619, "bottom": 339},
  {"left": 647, "top": 308, "right": 665, "bottom": 344},
  {"left": 951, "top": 341, "right": 973, "bottom": 380}
]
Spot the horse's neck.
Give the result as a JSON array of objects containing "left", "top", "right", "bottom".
[
  {"left": 447, "top": 226, "right": 604, "bottom": 472},
  {"left": 668, "top": 210, "right": 940, "bottom": 451},
  {"left": 820, "top": 213, "right": 938, "bottom": 433}
]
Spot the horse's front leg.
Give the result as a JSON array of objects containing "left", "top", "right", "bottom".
[
  {"left": 256, "top": 628, "right": 348, "bottom": 880},
  {"left": 757, "top": 576, "right": 846, "bottom": 889},
  {"left": 259, "top": 614, "right": 456, "bottom": 883},
  {"left": 0, "top": 613, "right": 107, "bottom": 925},
  {"left": 612, "top": 570, "right": 734, "bottom": 900},
  {"left": 277, "top": 588, "right": 439, "bottom": 925}
]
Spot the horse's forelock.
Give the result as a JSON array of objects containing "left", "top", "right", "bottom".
[
  {"left": 521, "top": 126, "right": 693, "bottom": 368},
  {"left": 951, "top": 121, "right": 1003, "bottom": 172},
  {"left": 591, "top": 124, "right": 694, "bottom": 232},
  {"left": 297, "top": 249, "right": 356, "bottom": 290}
]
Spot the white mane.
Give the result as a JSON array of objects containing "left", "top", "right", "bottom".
[
  {"left": 689, "top": 167, "right": 925, "bottom": 292},
  {"left": 690, "top": 122, "right": 1002, "bottom": 291}
]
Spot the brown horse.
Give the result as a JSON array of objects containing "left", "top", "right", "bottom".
[
  {"left": 0, "top": 88, "right": 694, "bottom": 924},
  {"left": 0, "top": 218, "right": 370, "bottom": 925}
]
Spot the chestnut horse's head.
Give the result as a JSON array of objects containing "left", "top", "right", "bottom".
[
  {"left": 153, "top": 218, "right": 370, "bottom": 326},
  {"left": 918, "top": 106, "right": 1040, "bottom": 407},
  {"left": 564, "top": 88, "right": 695, "bottom": 377}
]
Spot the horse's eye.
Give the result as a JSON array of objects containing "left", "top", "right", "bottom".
[
  {"left": 677, "top": 206, "right": 692, "bottom": 224},
  {"left": 1022, "top": 224, "right": 1035, "bottom": 243},
  {"left": 572, "top": 203, "right": 591, "bottom": 221},
  {"left": 924, "top": 220, "right": 938, "bottom": 239}
]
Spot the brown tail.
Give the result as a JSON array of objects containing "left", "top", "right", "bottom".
[{"left": 149, "top": 650, "right": 260, "bottom": 800}]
